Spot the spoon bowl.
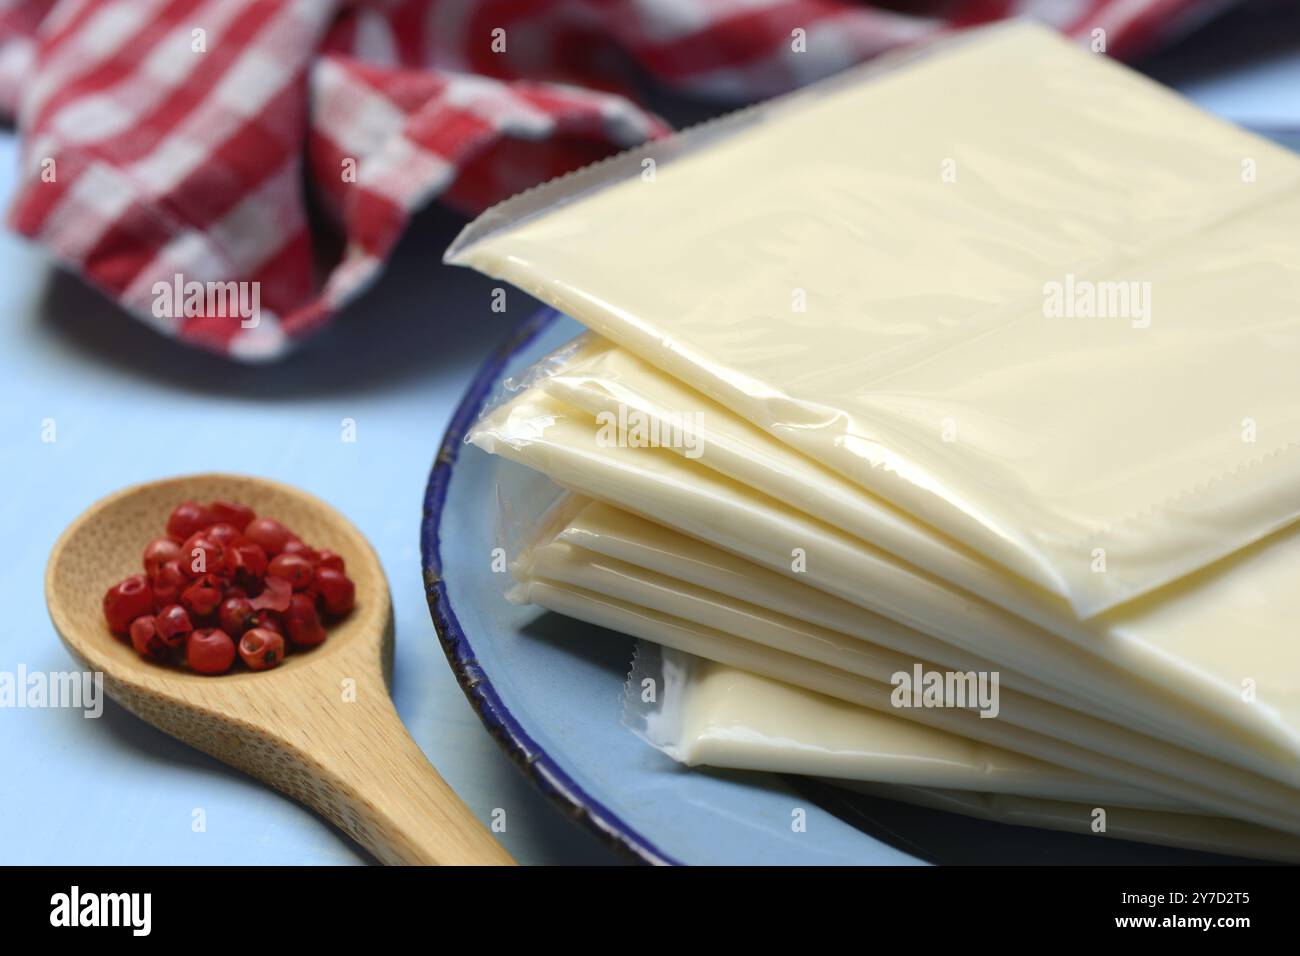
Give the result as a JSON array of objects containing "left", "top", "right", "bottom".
[{"left": 46, "top": 473, "right": 513, "bottom": 865}]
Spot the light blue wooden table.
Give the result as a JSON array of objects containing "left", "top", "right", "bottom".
[{"left": 2, "top": 14, "right": 1298, "bottom": 864}]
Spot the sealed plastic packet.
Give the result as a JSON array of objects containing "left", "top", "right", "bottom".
[
  {"left": 450, "top": 18, "right": 1300, "bottom": 853},
  {"left": 520, "top": 339, "right": 1300, "bottom": 774},
  {"left": 623, "top": 643, "right": 1300, "bottom": 863},
  {"left": 503, "top": 495, "right": 1300, "bottom": 834},
  {"left": 470, "top": 385, "right": 1300, "bottom": 795},
  {"left": 448, "top": 20, "right": 1300, "bottom": 621}
]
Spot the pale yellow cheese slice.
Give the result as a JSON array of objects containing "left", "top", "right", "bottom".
[
  {"left": 448, "top": 21, "right": 1300, "bottom": 616},
  {"left": 469, "top": 390, "right": 1300, "bottom": 785}
]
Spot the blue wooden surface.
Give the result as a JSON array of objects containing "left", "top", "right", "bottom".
[{"left": 1, "top": 15, "right": 1298, "bottom": 864}]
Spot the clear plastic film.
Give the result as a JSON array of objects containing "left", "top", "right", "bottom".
[
  {"left": 843, "top": 785, "right": 1300, "bottom": 864},
  {"left": 621, "top": 644, "right": 1300, "bottom": 862},
  {"left": 466, "top": 382, "right": 1300, "bottom": 788},
  {"left": 524, "top": 337, "right": 1300, "bottom": 777},
  {"left": 468, "top": 361, "right": 1300, "bottom": 821},
  {"left": 516, "top": 571, "right": 1300, "bottom": 835},
  {"left": 622, "top": 640, "right": 694, "bottom": 765},
  {"left": 513, "top": 508, "right": 1300, "bottom": 834},
  {"left": 447, "top": 20, "right": 1300, "bottom": 619},
  {"left": 486, "top": 461, "right": 575, "bottom": 605},
  {"left": 623, "top": 642, "right": 1182, "bottom": 810}
]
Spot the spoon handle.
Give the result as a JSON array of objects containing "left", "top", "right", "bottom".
[
  {"left": 254, "top": 667, "right": 515, "bottom": 865},
  {"left": 191, "top": 655, "right": 514, "bottom": 865},
  {"left": 304, "top": 695, "right": 515, "bottom": 865}
]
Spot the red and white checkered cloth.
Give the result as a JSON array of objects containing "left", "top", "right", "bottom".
[{"left": 0, "top": 0, "right": 1235, "bottom": 361}]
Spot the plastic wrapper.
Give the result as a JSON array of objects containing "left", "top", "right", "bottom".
[
  {"left": 620, "top": 643, "right": 1177, "bottom": 810},
  {"left": 523, "top": 582, "right": 1300, "bottom": 839},
  {"left": 448, "top": 21, "right": 1300, "bottom": 619},
  {"left": 622, "top": 643, "right": 1300, "bottom": 862},
  {"left": 469, "top": 386, "right": 1300, "bottom": 788},
  {"left": 838, "top": 786, "right": 1300, "bottom": 864},
  {"left": 527, "top": 337, "right": 1300, "bottom": 776},
  {"left": 616, "top": 647, "right": 1300, "bottom": 863},
  {"left": 507, "top": 504, "right": 1300, "bottom": 834}
]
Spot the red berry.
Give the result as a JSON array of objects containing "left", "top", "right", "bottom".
[
  {"left": 250, "top": 609, "right": 285, "bottom": 635},
  {"left": 155, "top": 604, "right": 193, "bottom": 647},
  {"left": 142, "top": 537, "right": 181, "bottom": 579},
  {"left": 103, "top": 575, "right": 155, "bottom": 634},
  {"left": 268, "top": 553, "right": 313, "bottom": 591},
  {"left": 118, "top": 501, "right": 349, "bottom": 675},
  {"left": 166, "top": 501, "right": 214, "bottom": 541},
  {"left": 187, "top": 628, "right": 236, "bottom": 675},
  {"left": 180, "top": 533, "right": 226, "bottom": 580},
  {"left": 250, "top": 576, "right": 292, "bottom": 613},
  {"left": 130, "top": 616, "right": 169, "bottom": 661},
  {"left": 204, "top": 522, "right": 242, "bottom": 550},
  {"left": 208, "top": 500, "right": 255, "bottom": 532},
  {"left": 281, "top": 538, "right": 318, "bottom": 562},
  {"left": 225, "top": 540, "right": 268, "bottom": 583},
  {"left": 244, "top": 517, "right": 293, "bottom": 556},
  {"left": 314, "top": 567, "right": 355, "bottom": 616},
  {"left": 217, "top": 596, "right": 256, "bottom": 638},
  {"left": 285, "top": 593, "right": 327, "bottom": 647},
  {"left": 239, "top": 628, "right": 285, "bottom": 671},
  {"left": 314, "top": 550, "right": 345, "bottom": 572},
  {"left": 151, "top": 561, "right": 187, "bottom": 606},
  {"left": 181, "top": 574, "right": 224, "bottom": 618}
]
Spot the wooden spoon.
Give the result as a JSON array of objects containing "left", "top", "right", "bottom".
[{"left": 45, "top": 473, "right": 514, "bottom": 866}]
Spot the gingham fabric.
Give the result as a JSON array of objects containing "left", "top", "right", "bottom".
[{"left": 0, "top": 0, "right": 1235, "bottom": 361}]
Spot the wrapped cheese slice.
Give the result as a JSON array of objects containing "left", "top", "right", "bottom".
[
  {"left": 448, "top": 21, "right": 1300, "bottom": 618},
  {"left": 620, "top": 641, "right": 1178, "bottom": 810},
  {"left": 837, "top": 786, "right": 1300, "bottom": 864},
  {"left": 623, "top": 644, "right": 1300, "bottom": 862},
  {"left": 509, "top": 516, "right": 1300, "bottom": 832},
  {"left": 509, "top": 569, "right": 1300, "bottom": 858},
  {"left": 469, "top": 389, "right": 1300, "bottom": 789},
  {"left": 526, "top": 338, "right": 1300, "bottom": 776},
  {"left": 511, "top": 570, "right": 1300, "bottom": 835}
]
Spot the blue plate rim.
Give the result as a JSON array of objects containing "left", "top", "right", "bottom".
[{"left": 420, "top": 306, "right": 680, "bottom": 866}]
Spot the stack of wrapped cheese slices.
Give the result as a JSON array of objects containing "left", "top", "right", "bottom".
[{"left": 445, "top": 23, "right": 1300, "bottom": 860}]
